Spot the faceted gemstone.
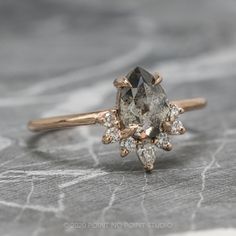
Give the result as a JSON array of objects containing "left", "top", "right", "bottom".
[
  {"left": 103, "top": 111, "right": 115, "bottom": 127},
  {"left": 171, "top": 120, "right": 184, "bottom": 134},
  {"left": 120, "top": 137, "right": 136, "bottom": 151},
  {"left": 104, "top": 127, "right": 120, "bottom": 143},
  {"left": 119, "top": 67, "right": 170, "bottom": 138},
  {"left": 156, "top": 133, "right": 170, "bottom": 149},
  {"left": 169, "top": 105, "right": 180, "bottom": 121},
  {"left": 137, "top": 143, "right": 157, "bottom": 167}
]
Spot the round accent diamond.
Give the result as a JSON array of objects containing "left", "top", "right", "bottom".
[
  {"left": 171, "top": 120, "right": 184, "bottom": 134},
  {"left": 169, "top": 105, "right": 180, "bottom": 121},
  {"left": 156, "top": 133, "right": 170, "bottom": 148},
  {"left": 120, "top": 137, "right": 136, "bottom": 151},
  {"left": 105, "top": 127, "right": 120, "bottom": 142},
  {"left": 103, "top": 111, "right": 116, "bottom": 128}
]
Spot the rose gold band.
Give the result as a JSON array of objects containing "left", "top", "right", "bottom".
[{"left": 27, "top": 97, "right": 206, "bottom": 132}]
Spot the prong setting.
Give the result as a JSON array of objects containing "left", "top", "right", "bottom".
[
  {"left": 144, "top": 163, "right": 154, "bottom": 172},
  {"left": 100, "top": 67, "right": 189, "bottom": 171},
  {"left": 162, "top": 142, "right": 173, "bottom": 151},
  {"left": 179, "top": 107, "right": 185, "bottom": 114},
  {"left": 102, "top": 134, "right": 113, "bottom": 144},
  {"left": 120, "top": 148, "right": 129, "bottom": 157},
  {"left": 27, "top": 66, "right": 206, "bottom": 172},
  {"left": 113, "top": 76, "right": 132, "bottom": 88},
  {"left": 152, "top": 72, "right": 163, "bottom": 85},
  {"left": 179, "top": 126, "right": 186, "bottom": 134}
]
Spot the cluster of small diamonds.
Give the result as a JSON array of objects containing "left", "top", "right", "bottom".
[
  {"left": 99, "top": 67, "right": 189, "bottom": 171},
  {"left": 102, "top": 111, "right": 120, "bottom": 143},
  {"left": 154, "top": 104, "right": 185, "bottom": 150},
  {"left": 102, "top": 111, "right": 138, "bottom": 151},
  {"left": 120, "top": 136, "right": 136, "bottom": 152},
  {"left": 100, "top": 104, "right": 185, "bottom": 171},
  {"left": 134, "top": 104, "right": 185, "bottom": 170},
  {"left": 168, "top": 104, "right": 185, "bottom": 134}
]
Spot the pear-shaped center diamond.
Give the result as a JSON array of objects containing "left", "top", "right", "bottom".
[{"left": 118, "top": 67, "right": 170, "bottom": 138}]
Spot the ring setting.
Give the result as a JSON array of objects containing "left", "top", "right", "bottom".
[
  {"left": 28, "top": 67, "right": 207, "bottom": 172},
  {"left": 100, "top": 67, "right": 187, "bottom": 171}
]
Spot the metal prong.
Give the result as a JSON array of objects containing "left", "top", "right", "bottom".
[
  {"left": 179, "top": 126, "right": 186, "bottom": 135},
  {"left": 120, "top": 148, "right": 129, "bottom": 157},
  {"left": 144, "top": 163, "right": 154, "bottom": 172},
  {"left": 162, "top": 142, "right": 173, "bottom": 151},
  {"left": 162, "top": 121, "right": 172, "bottom": 133},
  {"left": 113, "top": 120, "right": 120, "bottom": 128},
  {"left": 102, "top": 134, "right": 113, "bottom": 144},
  {"left": 152, "top": 72, "right": 163, "bottom": 85},
  {"left": 179, "top": 107, "right": 185, "bottom": 114},
  {"left": 138, "top": 131, "right": 148, "bottom": 141},
  {"left": 120, "top": 125, "right": 138, "bottom": 139},
  {"left": 113, "top": 76, "right": 132, "bottom": 88},
  {"left": 152, "top": 138, "right": 158, "bottom": 145},
  {"left": 133, "top": 128, "right": 148, "bottom": 141}
]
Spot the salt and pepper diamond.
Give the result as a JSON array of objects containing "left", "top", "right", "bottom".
[
  {"left": 119, "top": 67, "right": 170, "bottom": 138},
  {"left": 101, "top": 67, "right": 186, "bottom": 171}
]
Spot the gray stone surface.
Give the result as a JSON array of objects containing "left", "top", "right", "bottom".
[{"left": 0, "top": 0, "right": 236, "bottom": 235}]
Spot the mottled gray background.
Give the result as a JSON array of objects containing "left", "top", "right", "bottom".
[{"left": 0, "top": 0, "right": 236, "bottom": 236}]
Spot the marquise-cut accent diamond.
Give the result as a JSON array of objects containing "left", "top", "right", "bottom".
[
  {"left": 137, "top": 144, "right": 157, "bottom": 169},
  {"left": 171, "top": 120, "right": 184, "bottom": 134}
]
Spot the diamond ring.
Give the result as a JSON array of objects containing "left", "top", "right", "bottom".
[{"left": 28, "top": 67, "right": 207, "bottom": 171}]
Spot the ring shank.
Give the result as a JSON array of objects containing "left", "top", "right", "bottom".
[
  {"left": 28, "top": 97, "right": 206, "bottom": 132},
  {"left": 171, "top": 97, "right": 207, "bottom": 112}
]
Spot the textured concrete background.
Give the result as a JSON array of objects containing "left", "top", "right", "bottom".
[{"left": 0, "top": 0, "right": 236, "bottom": 235}]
